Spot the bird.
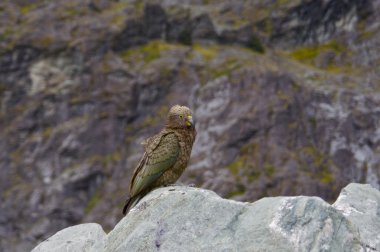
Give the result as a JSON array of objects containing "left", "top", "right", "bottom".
[{"left": 122, "top": 105, "right": 197, "bottom": 215}]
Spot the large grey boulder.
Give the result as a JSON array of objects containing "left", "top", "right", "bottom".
[
  {"left": 32, "top": 183, "right": 380, "bottom": 252},
  {"left": 97, "top": 186, "right": 363, "bottom": 252},
  {"left": 333, "top": 183, "right": 380, "bottom": 251},
  {"left": 31, "top": 223, "right": 105, "bottom": 252}
]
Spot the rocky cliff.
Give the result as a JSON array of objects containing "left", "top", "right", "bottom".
[
  {"left": 1, "top": 0, "right": 380, "bottom": 251},
  {"left": 32, "top": 183, "right": 380, "bottom": 252}
]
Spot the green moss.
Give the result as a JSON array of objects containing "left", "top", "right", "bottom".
[
  {"left": 192, "top": 44, "right": 218, "bottom": 61},
  {"left": 99, "top": 111, "right": 110, "bottom": 119},
  {"left": 3, "top": 180, "right": 31, "bottom": 198},
  {"left": 229, "top": 19, "right": 249, "bottom": 29},
  {"left": 111, "top": 14, "right": 126, "bottom": 28},
  {"left": 359, "top": 31, "right": 374, "bottom": 40},
  {"left": 42, "top": 127, "right": 53, "bottom": 138},
  {"left": 247, "top": 170, "right": 261, "bottom": 182},
  {"left": 20, "top": 5, "right": 35, "bottom": 14},
  {"left": 301, "top": 146, "right": 334, "bottom": 184},
  {"left": 276, "top": 90, "right": 291, "bottom": 103},
  {"left": 320, "top": 167, "right": 333, "bottom": 184},
  {"left": 302, "top": 146, "right": 325, "bottom": 167},
  {"left": 69, "top": 96, "right": 86, "bottom": 105},
  {"left": 264, "top": 163, "right": 275, "bottom": 177},
  {"left": 308, "top": 117, "right": 317, "bottom": 127},
  {"left": 10, "top": 150, "right": 22, "bottom": 163},
  {"left": 0, "top": 84, "right": 6, "bottom": 95},
  {"left": 290, "top": 47, "right": 319, "bottom": 61},
  {"left": 85, "top": 190, "right": 101, "bottom": 214},
  {"left": 157, "top": 105, "right": 169, "bottom": 118},
  {"left": 36, "top": 36, "right": 54, "bottom": 48},
  {"left": 88, "top": 151, "right": 122, "bottom": 168},
  {"left": 227, "top": 156, "right": 246, "bottom": 176},
  {"left": 324, "top": 65, "right": 352, "bottom": 74},
  {"left": 121, "top": 40, "right": 181, "bottom": 63},
  {"left": 290, "top": 40, "right": 344, "bottom": 62},
  {"left": 327, "top": 40, "right": 345, "bottom": 52},
  {"left": 261, "top": 19, "right": 273, "bottom": 34},
  {"left": 106, "top": 151, "right": 122, "bottom": 163},
  {"left": 210, "top": 58, "right": 241, "bottom": 78},
  {"left": 102, "top": 2, "right": 131, "bottom": 29},
  {"left": 227, "top": 183, "right": 246, "bottom": 198},
  {"left": 134, "top": 0, "right": 145, "bottom": 12},
  {"left": 356, "top": 19, "right": 367, "bottom": 34},
  {"left": 142, "top": 114, "right": 157, "bottom": 127},
  {"left": 277, "top": 0, "right": 300, "bottom": 5},
  {"left": 226, "top": 143, "right": 262, "bottom": 183},
  {"left": 291, "top": 81, "right": 301, "bottom": 92},
  {"left": 241, "top": 142, "right": 258, "bottom": 155},
  {"left": 65, "top": 7, "right": 80, "bottom": 16},
  {"left": 1, "top": 27, "right": 14, "bottom": 40},
  {"left": 288, "top": 122, "right": 297, "bottom": 129}
]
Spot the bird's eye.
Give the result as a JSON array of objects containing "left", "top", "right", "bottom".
[{"left": 179, "top": 115, "right": 183, "bottom": 119}]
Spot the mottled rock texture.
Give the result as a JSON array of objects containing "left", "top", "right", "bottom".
[
  {"left": 333, "top": 183, "right": 380, "bottom": 251},
  {"left": 32, "top": 223, "right": 105, "bottom": 252},
  {"left": 1, "top": 0, "right": 380, "bottom": 251},
  {"left": 32, "top": 183, "right": 379, "bottom": 252}
]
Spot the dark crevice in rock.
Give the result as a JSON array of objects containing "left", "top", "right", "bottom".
[{"left": 266, "top": 0, "right": 373, "bottom": 47}]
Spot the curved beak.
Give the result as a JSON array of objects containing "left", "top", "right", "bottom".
[{"left": 186, "top": 115, "right": 195, "bottom": 127}]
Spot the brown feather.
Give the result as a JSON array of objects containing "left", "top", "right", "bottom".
[{"left": 122, "top": 105, "right": 196, "bottom": 215}]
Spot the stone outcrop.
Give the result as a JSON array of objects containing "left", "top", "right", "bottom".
[
  {"left": 333, "top": 183, "right": 380, "bottom": 251},
  {"left": 32, "top": 183, "right": 379, "bottom": 252},
  {"left": 32, "top": 223, "right": 106, "bottom": 252}
]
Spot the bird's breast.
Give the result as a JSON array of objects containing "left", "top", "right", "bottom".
[{"left": 155, "top": 131, "right": 195, "bottom": 186}]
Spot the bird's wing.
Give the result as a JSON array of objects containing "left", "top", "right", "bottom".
[{"left": 129, "top": 132, "right": 180, "bottom": 197}]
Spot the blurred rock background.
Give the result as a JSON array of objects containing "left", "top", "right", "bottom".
[{"left": 0, "top": 0, "right": 379, "bottom": 251}]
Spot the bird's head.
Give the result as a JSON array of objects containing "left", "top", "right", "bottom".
[{"left": 166, "top": 105, "right": 195, "bottom": 129}]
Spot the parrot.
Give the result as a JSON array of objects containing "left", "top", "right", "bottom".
[{"left": 122, "top": 105, "right": 196, "bottom": 215}]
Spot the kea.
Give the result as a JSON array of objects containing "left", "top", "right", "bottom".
[{"left": 122, "top": 105, "right": 196, "bottom": 215}]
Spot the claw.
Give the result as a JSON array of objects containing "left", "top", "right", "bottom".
[{"left": 164, "top": 183, "right": 180, "bottom": 187}]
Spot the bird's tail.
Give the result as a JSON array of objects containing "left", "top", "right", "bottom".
[{"left": 122, "top": 195, "right": 142, "bottom": 215}]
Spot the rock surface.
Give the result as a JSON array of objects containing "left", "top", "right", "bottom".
[
  {"left": 32, "top": 223, "right": 105, "bottom": 252},
  {"left": 1, "top": 0, "right": 380, "bottom": 251},
  {"left": 333, "top": 183, "right": 380, "bottom": 251},
  {"left": 33, "top": 183, "right": 379, "bottom": 252}
]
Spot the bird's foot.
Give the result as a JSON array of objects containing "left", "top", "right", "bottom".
[
  {"left": 165, "top": 184, "right": 179, "bottom": 191},
  {"left": 164, "top": 183, "right": 196, "bottom": 187},
  {"left": 164, "top": 183, "right": 180, "bottom": 187}
]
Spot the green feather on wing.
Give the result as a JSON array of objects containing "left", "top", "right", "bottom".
[{"left": 129, "top": 132, "right": 180, "bottom": 197}]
